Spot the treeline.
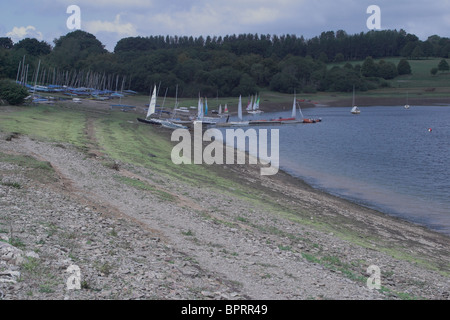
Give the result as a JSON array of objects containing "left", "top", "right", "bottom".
[{"left": 1, "top": 29, "right": 450, "bottom": 97}]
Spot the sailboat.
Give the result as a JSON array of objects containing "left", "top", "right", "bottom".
[
  {"left": 249, "top": 96, "right": 298, "bottom": 125},
  {"left": 351, "top": 86, "right": 360, "bottom": 114},
  {"left": 404, "top": 91, "right": 410, "bottom": 109},
  {"left": 276, "top": 97, "right": 298, "bottom": 122},
  {"left": 246, "top": 95, "right": 253, "bottom": 112},
  {"left": 220, "top": 96, "right": 249, "bottom": 127},
  {"left": 193, "top": 96, "right": 218, "bottom": 126},
  {"left": 168, "top": 85, "right": 193, "bottom": 128},
  {"left": 137, "top": 85, "right": 164, "bottom": 125},
  {"left": 247, "top": 94, "right": 264, "bottom": 114}
]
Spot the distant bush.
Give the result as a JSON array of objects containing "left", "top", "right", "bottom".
[
  {"left": 0, "top": 80, "right": 29, "bottom": 105},
  {"left": 397, "top": 59, "right": 412, "bottom": 75}
]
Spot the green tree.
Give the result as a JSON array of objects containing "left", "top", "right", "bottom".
[
  {"left": 14, "top": 38, "right": 51, "bottom": 56},
  {"left": 0, "top": 37, "right": 14, "bottom": 49},
  {"left": 361, "top": 56, "right": 378, "bottom": 77},
  {"left": 269, "top": 72, "right": 300, "bottom": 94},
  {"left": 232, "top": 73, "right": 257, "bottom": 96},
  {"left": 50, "top": 31, "right": 106, "bottom": 70},
  {"left": 411, "top": 45, "right": 424, "bottom": 59},
  {"left": 0, "top": 80, "right": 29, "bottom": 105},
  {"left": 397, "top": 59, "right": 412, "bottom": 75},
  {"left": 334, "top": 53, "right": 345, "bottom": 63},
  {"left": 438, "top": 59, "right": 450, "bottom": 73},
  {"left": 378, "top": 60, "right": 398, "bottom": 79},
  {"left": 322, "top": 66, "right": 363, "bottom": 92}
]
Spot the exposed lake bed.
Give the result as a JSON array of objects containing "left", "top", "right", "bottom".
[{"left": 0, "top": 100, "right": 449, "bottom": 300}]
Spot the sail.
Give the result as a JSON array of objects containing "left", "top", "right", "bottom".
[
  {"left": 205, "top": 98, "right": 208, "bottom": 116},
  {"left": 224, "top": 104, "right": 228, "bottom": 113},
  {"left": 238, "top": 95, "right": 243, "bottom": 120},
  {"left": 146, "top": 85, "right": 157, "bottom": 119},
  {"left": 254, "top": 95, "right": 260, "bottom": 110},
  {"left": 291, "top": 97, "right": 297, "bottom": 119},
  {"left": 197, "top": 96, "right": 204, "bottom": 120},
  {"left": 352, "top": 85, "right": 356, "bottom": 107},
  {"left": 219, "top": 104, "right": 222, "bottom": 114},
  {"left": 247, "top": 96, "right": 253, "bottom": 111}
]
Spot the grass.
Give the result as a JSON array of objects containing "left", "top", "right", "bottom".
[
  {"left": 1, "top": 181, "right": 22, "bottom": 189},
  {"left": 328, "top": 57, "right": 450, "bottom": 93},
  {"left": 115, "top": 175, "right": 176, "bottom": 202},
  {"left": 0, "top": 105, "right": 88, "bottom": 147},
  {"left": 0, "top": 152, "right": 53, "bottom": 171}
]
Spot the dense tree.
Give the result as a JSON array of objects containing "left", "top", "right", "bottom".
[
  {"left": 0, "top": 79, "right": 29, "bottom": 105},
  {"left": 3, "top": 29, "right": 450, "bottom": 95},
  {"left": 377, "top": 60, "right": 398, "bottom": 79},
  {"left": 411, "top": 45, "right": 424, "bottom": 59},
  {"left": 438, "top": 59, "right": 450, "bottom": 73},
  {"left": 321, "top": 66, "right": 365, "bottom": 92},
  {"left": 397, "top": 59, "right": 412, "bottom": 75},
  {"left": 269, "top": 72, "right": 300, "bottom": 94},
  {"left": 14, "top": 38, "right": 51, "bottom": 56},
  {"left": 54, "top": 31, "right": 105, "bottom": 53},
  {"left": 49, "top": 31, "right": 107, "bottom": 70},
  {"left": 0, "top": 38, "right": 14, "bottom": 50},
  {"left": 361, "top": 56, "right": 378, "bottom": 77},
  {"left": 334, "top": 53, "right": 345, "bottom": 62}
]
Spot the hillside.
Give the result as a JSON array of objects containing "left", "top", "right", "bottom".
[{"left": 2, "top": 29, "right": 450, "bottom": 99}]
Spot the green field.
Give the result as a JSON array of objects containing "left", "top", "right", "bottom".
[{"left": 329, "top": 57, "right": 450, "bottom": 91}]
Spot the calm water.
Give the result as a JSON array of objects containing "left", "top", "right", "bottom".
[{"left": 224, "top": 105, "right": 450, "bottom": 236}]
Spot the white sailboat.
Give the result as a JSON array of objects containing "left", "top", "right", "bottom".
[
  {"left": 351, "top": 86, "right": 360, "bottom": 114},
  {"left": 138, "top": 85, "right": 164, "bottom": 125},
  {"left": 227, "top": 95, "right": 249, "bottom": 126},
  {"left": 351, "top": 106, "right": 360, "bottom": 114},
  {"left": 193, "top": 96, "right": 217, "bottom": 126},
  {"left": 404, "top": 91, "right": 410, "bottom": 109},
  {"left": 138, "top": 85, "right": 186, "bottom": 128},
  {"left": 147, "top": 85, "right": 157, "bottom": 118},
  {"left": 169, "top": 85, "right": 193, "bottom": 128},
  {"left": 247, "top": 94, "right": 264, "bottom": 114},
  {"left": 246, "top": 95, "right": 253, "bottom": 111}
]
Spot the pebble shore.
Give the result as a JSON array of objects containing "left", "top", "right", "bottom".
[{"left": 0, "top": 130, "right": 449, "bottom": 300}]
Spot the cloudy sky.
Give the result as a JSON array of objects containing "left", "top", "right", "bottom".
[{"left": 2, "top": 0, "right": 450, "bottom": 51}]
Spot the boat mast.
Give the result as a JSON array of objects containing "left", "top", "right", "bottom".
[{"left": 32, "top": 60, "right": 41, "bottom": 101}]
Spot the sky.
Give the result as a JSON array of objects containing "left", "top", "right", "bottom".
[{"left": 2, "top": 0, "right": 450, "bottom": 52}]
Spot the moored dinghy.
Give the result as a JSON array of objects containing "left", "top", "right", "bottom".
[
  {"left": 351, "top": 85, "right": 360, "bottom": 114},
  {"left": 137, "top": 85, "right": 166, "bottom": 125}
]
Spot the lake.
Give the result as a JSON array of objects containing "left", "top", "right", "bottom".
[{"left": 223, "top": 105, "right": 450, "bottom": 236}]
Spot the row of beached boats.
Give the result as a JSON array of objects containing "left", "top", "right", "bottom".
[{"left": 137, "top": 85, "right": 322, "bottom": 130}]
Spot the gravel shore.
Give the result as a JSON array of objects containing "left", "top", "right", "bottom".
[{"left": 0, "top": 105, "right": 449, "bottom": 301}]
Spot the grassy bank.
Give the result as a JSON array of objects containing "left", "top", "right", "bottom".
[{"left": 0, "top": 105, "right": 88, "bottom": 147}]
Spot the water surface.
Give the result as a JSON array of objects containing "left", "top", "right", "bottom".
[{"left": 224, "top": 105, "right": 450, "bottom": 235}]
